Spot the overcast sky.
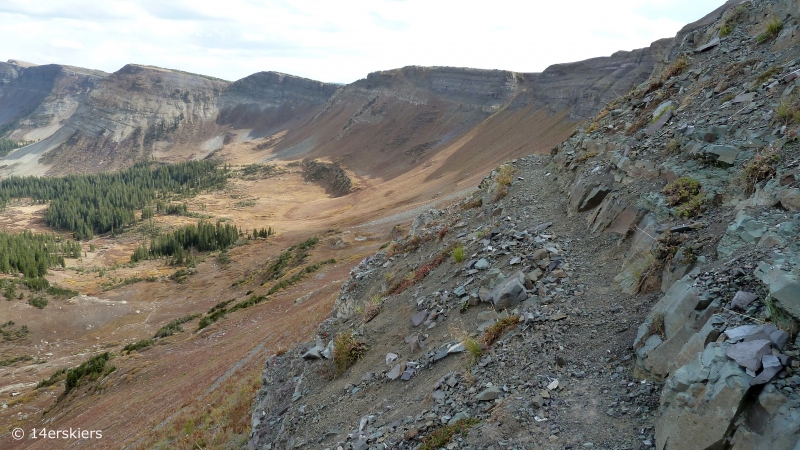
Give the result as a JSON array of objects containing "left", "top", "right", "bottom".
[{"left": 0, "top": 0, "right": 726, "bottom": 84}]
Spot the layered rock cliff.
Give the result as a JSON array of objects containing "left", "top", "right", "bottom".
[{"left": 0, "top": 25, "right": 683, "bottom": 178}]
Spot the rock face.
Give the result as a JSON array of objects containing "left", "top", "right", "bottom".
[{"left": 0, "top": 33, "right": 664, "bottom": 177}]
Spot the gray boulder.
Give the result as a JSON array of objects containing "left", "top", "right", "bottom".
[
  {"left": 657, "top": 343, "right": 753, "bottom": 450},
  {"left": 487, "top": 271, "right": 527, "bottom": 310}
]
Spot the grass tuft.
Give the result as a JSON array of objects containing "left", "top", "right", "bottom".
[
  {"left": 419, "top": 418, "right": 480, "bottom": 450},
  {"left": 741, "top": 153, "right": 779, "bottom": 194},
  {"left": 452, "top": 245, "right": 466, "bottom": 263},
  {"left": 757, "top": 17, "right": 783, "bottom": 43},
  {"left": 332, "top": 331, "right": 368, "bottom": 375},
  {"left": 483, "top": 315, "right": 521, "bottom": 347},
  {"left": 362, "top": 294, "right": 383, "bottom": 323}
]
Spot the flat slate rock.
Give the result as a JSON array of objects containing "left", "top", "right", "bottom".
[
  {"left": 411, "top": 310, "right": 428, "bottom": 327},
  {"left": 725, "top": 339, "right": 772, "bottom": 372},
  {"left": 387, "top": 363, "right": 403, "bottom": 380},
  {"left": 476, "top": 386, "right": 502, "bottom": 401},
  {"left": 731, "top": 92, "right": 756, "bottom": 104},
  {"left": 645, "top": 110, "right": 672, "bottom": 136},
  {"left": 694, "top": 37, "right": 720, "bottom": 53}
]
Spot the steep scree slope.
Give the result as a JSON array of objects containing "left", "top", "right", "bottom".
[{"left": 248, "top": 0, "right": 800, "bottom": 449}]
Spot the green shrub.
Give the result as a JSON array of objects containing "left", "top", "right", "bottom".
[
  {"left": 154, "top": 313, "right": 202, "bottom": 338},
  {"left": 36, "top": 368, "right": 68, "bottom": 389},
  {"left": 47, "top": 285, "right": 78, "bottom": 298},
  {"left": 0, "top": 355, "right": 33, "bottom": 366},
  {"left": 23, "top": 277, "right": 50, "bottom": 291},
  {"left": 28, "top": 296, "right": 48, "bottom": 309},
  {"left": 122, "top": 339, "right": 154, "bottom": 354},
  {"left": 65, "top": 352, "right": 112, "bottom": 394},
  {"left": 420, "top": 418, "right": 480, "bottom": 450},
  {"left": 662, "top": 176, "right": 701, "bottom": 206}
]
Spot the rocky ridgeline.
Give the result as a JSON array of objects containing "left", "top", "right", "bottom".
[{"left": 247, "top": 1, "right": 800, "bottom": 449}]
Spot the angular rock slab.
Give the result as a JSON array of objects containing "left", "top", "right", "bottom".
[
  {"left": 476, "top": 386, "right": 502, "bottom": 401},
  {"left": 410, "top": 310, "right": 428, "bottom": 327},
  {"left": 730, "top": 384, "right": 800, "bottom": 450},
  {"left": 725, "top": 339, "right": 772, "bottom": 372},
  {"left": 487, "top": 272, "right": 527, "bottom": 310},
  {"left": 731, "top": 291, "right": 759, "bottom": 310},
  {"left": 756, "top": 262, "right": 800, "bottom": 321},
  {"left": 657, "top": 343, "right": 753, "bottom": 450}
]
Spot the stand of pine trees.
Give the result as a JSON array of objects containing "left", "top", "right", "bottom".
[
  {"left": 0, "top": 160, "right": 228, "bottom": 240},
  {"left": 130, "top": 220, "right": 239, "bottom": 264},
  {"left": 0, "top": 230, "right": 80, "bottom": 278}
]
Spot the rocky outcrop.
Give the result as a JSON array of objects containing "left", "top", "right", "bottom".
[{"left": 300, "top": 158, "right": 354, "bottom": 197}]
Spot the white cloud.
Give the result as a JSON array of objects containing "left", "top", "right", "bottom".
[{"left": 0, "top": 0, "right": 726, "bottom": 83}]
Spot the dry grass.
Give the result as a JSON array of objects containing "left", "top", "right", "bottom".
[
  {"left": 419, "top": 418, "right": 480, "bottom": 450},
  {"left": 665, "top": 138, "right": 682, "bottom": 153},
  {"left": 462, "top": 336, "right": 484, "bottom": 366},
  {"left": 574, "top": 151, "right": 598, "bottom": 164},
  {"left": 361, "top": 294, "right": 383, "bottom": 323},
  {"left": 483, "top": 315, "right": 521, "bottom": 347},
  {"left": 756, "top": 66, "right": 782, "bottom": 84},
  {"left": 740, "top": 152, "right": 779, "bottom": 194},
  {"left": 386, "top": 246, "right": 453, "bottom": 296},
  {"left": 143, "top": 371, "right": 261, "bottom": 449},
  {"left": 332, "top": 331, "right": 368, "bottom": 375},
  {"left": 452, "top": 245, "right": 466, "bottom": 263},
  {"left": 492, "top": 165, "right": 518, "bottom": 201},
  {"left": 462, "top": 197, "right": 483, "bottom": 210}
]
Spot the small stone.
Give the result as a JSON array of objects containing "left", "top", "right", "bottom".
[
  {"left": 547, "top": 379, "right": 559, "bottom": 390},
  {"left": 731, "top": 291, "right": 759, "bottom": 310},
  {"left": 386, "top": 353, "right": 398, "bottom": 366},
  {"left": 475, "top": 259, "right": 490, "bottom": 270},
  {"left": 405, "top": 428, "right": 418, "bottom": 440},
  {"left": 551, "top": 313, "right": 567, "bottom": 321},
  {"left": 770, "top": 330, "right": 790, "bottom": 350},
  {"left": 387, "top": 364, "right": 403, "bottom": 380}
]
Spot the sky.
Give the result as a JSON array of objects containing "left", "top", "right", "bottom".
[{"left": 0, "top": 0, "right": 727, "bottom": 84}]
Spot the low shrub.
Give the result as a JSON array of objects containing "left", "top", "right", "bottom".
[
  {"left": 332, "top": 332, "right": 368, "bottom": 375},
  {"left": 122, "top": 339, "right": 154, "bottom": 354},
  {"left": 28, "top": 296, "right": 48, "bottom": 309},
  {"left": 65, "top": 352, "right": 112, "bottom": 394},
  {"left": 663, "top": 176, "right": 701, "bottom": 206}
]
